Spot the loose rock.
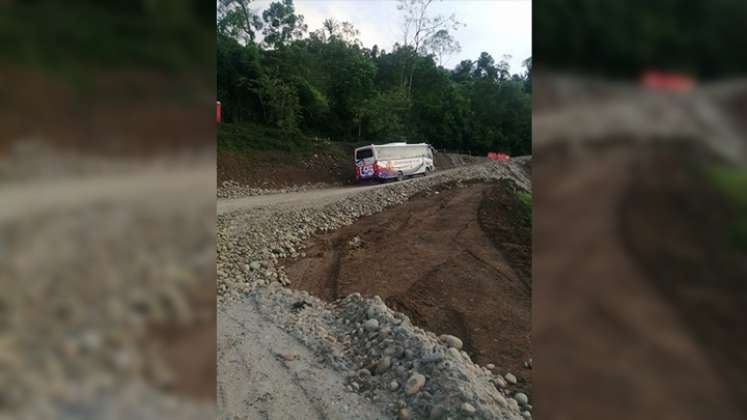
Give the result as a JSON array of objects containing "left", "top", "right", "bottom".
[
  {"left": 439, "top": 334, "right": 463, "bottom": 350},
  {"left": 364, "top": 319, "right": 380, "bottom": 331},
  {"left": 405, "top": 373, "right": 426, "bottom": 395}
]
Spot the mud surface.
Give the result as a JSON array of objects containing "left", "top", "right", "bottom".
[
  {"left": 532, "top": 73, "right": 747, "bottom": 420},
  {"left": 283, "top": 181, "right": 532, "bottom": 392},
  {"left": 533, "top": 142, "right": 746, "bottom": 420},
  {"left": 621, "top": 146, "right": 747, "bottom": 416}
]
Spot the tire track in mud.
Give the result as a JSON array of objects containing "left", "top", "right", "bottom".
[{"left": 283, "top": 182, "right": 533, "bottom": 392}]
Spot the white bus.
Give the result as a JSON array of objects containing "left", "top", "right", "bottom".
[{"left": 354, "top": 142, "right": 435, "bottom": 182}]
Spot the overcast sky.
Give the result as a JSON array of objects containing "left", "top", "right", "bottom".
[{"left": 252, "top": 0, "right": 532, "bottom": 73}]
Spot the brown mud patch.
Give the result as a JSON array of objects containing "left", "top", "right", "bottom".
[
  {"left": 621, "top": 145, "right": 747, "bottom": 417},
  {"left": 533, "top": 140, "right": 746, "bottom": 420},
  {"left": 283, "top": 181, "right": 532, "bottom": 392}
]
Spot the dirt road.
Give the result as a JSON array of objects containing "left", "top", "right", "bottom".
[
  {"left": 218, "top": 296, "right": 389, "bottom": 420},
  {"left": 217, "top": 166, "right": 477, "bottom": 215},
  {"left": 217, "top": 183, "right": 383, "bottom": 215},
  {"left": 0, "top": 165, "right": 215, "bottom": 223}
]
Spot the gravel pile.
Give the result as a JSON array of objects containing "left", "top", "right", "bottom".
[
  {"left": 217, "top": 180, "right": 335, "bottom": 199},
  {"left": 0, "top": 179, "right": 215, "bottom": 418},
  {"left": 217, "top": 158, "right": 531, "bottom": 303},
  {"left": 250, "top": 284, "right": 531, "bottom": 419}
]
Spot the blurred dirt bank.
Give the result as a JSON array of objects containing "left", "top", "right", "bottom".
[
  {"left": 532, "top": 72, "right": 747, "bottom": 420},
  {"left": 0, "top": 35, "right": 216, "bottom": 420}
]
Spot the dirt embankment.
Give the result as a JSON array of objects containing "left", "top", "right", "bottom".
[
  {"left": 0, "top": 69, "right": 213, "bottom": 157},
  {"left": 533, "top": 140, "right": 747, "bottom": 420},
  {"left": 533, "top": 72, "right": 747, "bottom": 420},
  {"left": 620, "top": 145, "right": 747, "bottom": 417},
  {"left": 218, "top": 143, "right": 486, "bottom": 190},
  {"left": 283, "top": 180, "right": 532, "bottom": 392},
  {"left": 218, "top": 146, "right": 355, "bottom": 188}
]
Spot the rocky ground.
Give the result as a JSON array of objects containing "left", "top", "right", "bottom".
[
  {"left": 217, "top": 158, "right": 532, "bottom": 419},
  {"left": 217, "top": 180, "right": 334, "bottom": 200},
  {"left": 0, "top": 147, "right": 216, "bottom": 419}
]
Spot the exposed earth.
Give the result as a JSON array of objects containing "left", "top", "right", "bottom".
[
  {"left": 217, "top": 140, "right": 487, "bottom": 198},
  {"left": 282, "top": 180, "right": 532, "bottom": 393},
  {"left": 217, "top": 159, "right": 533, "bottom": 419},
  {"left": 532, "top": 73, "right": 747, "bottom": 420}
]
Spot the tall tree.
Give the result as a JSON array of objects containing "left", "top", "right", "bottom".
[
  {"left": 423, "top": 29, "right": 461, "bottom": 66},
  {"left": 396, "top": 0, "right": 463, "bottom": 94},
  {"left": 313, "top": 18, "right": 361, "bottom": 46},
  {"left": 217, "top": 0, "right": 263, "bottom": 43},
  {"left": 261, "top": 0, "right": 307, "bottom": 48}
]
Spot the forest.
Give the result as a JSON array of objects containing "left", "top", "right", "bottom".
[
  {"left": 535, "top": 0, "right": 747, "bottom": 79},
  {"left": 217, "top": 0, "right": 532, "bottom": 156}
]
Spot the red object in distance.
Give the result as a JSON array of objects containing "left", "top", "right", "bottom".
[
  {"left": 641, "top": 70, "right": 695, "bottom": 91},
  {"left": 487, "top": 152, "right": 510, "bottom": 160}
]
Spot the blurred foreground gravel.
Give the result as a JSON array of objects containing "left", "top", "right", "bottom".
[{"left": 0, "top": 144, "right": 216, "bottom": 419}]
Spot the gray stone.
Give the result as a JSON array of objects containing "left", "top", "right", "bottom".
[
  {"left": 404, "top": 372, "right": 426, "bottom": 395},
  {"left": 461, "top": 402, "right": 477, "bottom": 415},
  {"left": 399, "top": 407, "right": 412, "bottom": 420},
  {"left": 364, "top": 318, "right": 380, "bottom": 331},
  {"left": 439, "top": 334, "right": 463, "bottom": 349},
  {"left": 514, "top": 392, "right": 529, "bottom": 406},
  {"left": 376, "top": 356, "right": 392, "bottom": 374}
]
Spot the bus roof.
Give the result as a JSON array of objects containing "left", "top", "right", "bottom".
[{"left": 355, "top": 143, "right": 429, "bottom": 150}]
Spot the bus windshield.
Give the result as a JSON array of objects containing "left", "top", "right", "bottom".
[{"left": 355, "top": 148, "right": 373, "bottom": 160}]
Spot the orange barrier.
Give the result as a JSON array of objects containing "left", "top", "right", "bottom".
[{"left": 641, "top": 71, "right": 695, "bottom": 91}]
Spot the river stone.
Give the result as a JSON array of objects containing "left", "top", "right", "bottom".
[
  {"left": 515, "top": 392, "right": 529, "bottom": 406},
  {"left": 376, "top": 356, "right": 392, "bottom": 374},
  {"left": 364, "top": 319, "right": 380, "bottom": 331},
  {"left": 399, "top": 407, "right": 412, "bottom": 420},
  {"left": 461, "top": 402, "right": 477, "bottom": 415},
  {"left": 439, "top": 334, "right": 463, "bottom": 349},
  {"left": 404, "top": 373, "right": 426, "bottom": 395}
]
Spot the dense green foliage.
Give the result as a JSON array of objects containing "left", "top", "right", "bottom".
[
  {"left": 0, "top": 0, "right": 213, "bottom": 74},
  {"left": 218, "top": 0, "right": 531, "bottom": 156},
  {"left": 534, "top": 0, "right": 747, "bottom": 78}
]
